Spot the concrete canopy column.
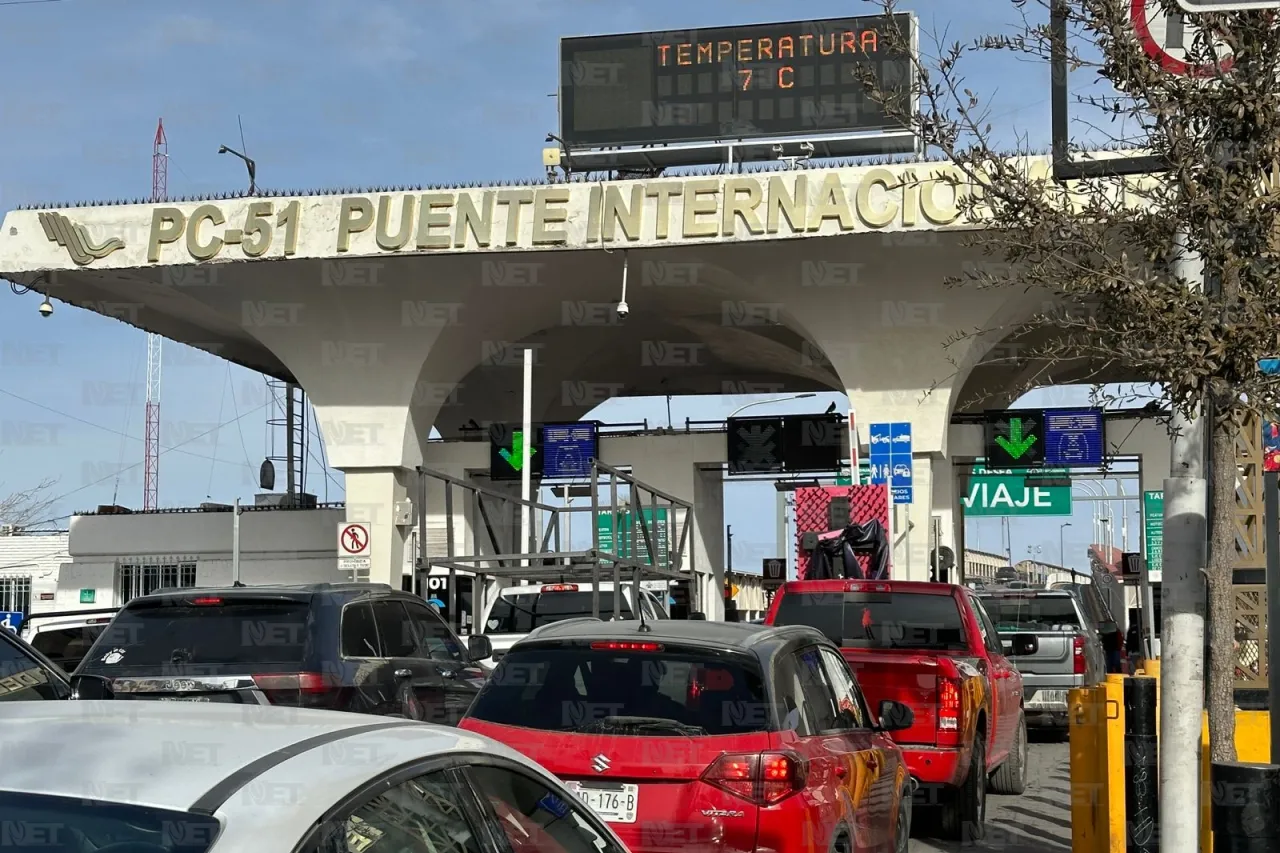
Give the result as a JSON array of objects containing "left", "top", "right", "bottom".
[{"left": 343, "top": 467, "right": 414, "bottom": 587}]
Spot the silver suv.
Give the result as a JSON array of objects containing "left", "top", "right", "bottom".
[{"left": 976, "top": 589, "right": 1106, "bottom": 732}]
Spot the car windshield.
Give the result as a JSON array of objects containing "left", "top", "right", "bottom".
[
  {"left": 982, "top": 595, "right": 1081, "bottom": 631},
  {"left": 467, "top": 644, "right": 769, "bottom": 735},
  {"left": 772, "top": 591, "right": 969, "bottom": 651},
  {"left": 484, "top": 591, "right": 633, "bottom": 633},
  {"left": 78, "top": 599, "right": 311, "bottom": 671},
  {"left": 29, "top": 625, "right": 107, "bottom": 671},
  {"left": 0, "top": 791, "right": 220, "bottom": 852}
]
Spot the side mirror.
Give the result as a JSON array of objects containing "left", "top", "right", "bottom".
[
  {"left": 877, "top": 699, "right": 914, "bottom": 733},
  {"left": 1011, "top": 634, "right": 1040, "bottom": 656},
  {"left": 70, "top": 674, "right": 114, "bottom": 701},
  {"left": 467, "top": 634, "right": 493, "bottom": 663},
  {"left": 688, "top": 611, "right": 707, "bottom": 621}
]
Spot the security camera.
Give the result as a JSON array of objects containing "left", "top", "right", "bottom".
[
  {"left": 615, "top": 300, "right": 629, "bottom": 319},
  {"left": 37, "top": 298, "right": 52, "bottom": 317}
]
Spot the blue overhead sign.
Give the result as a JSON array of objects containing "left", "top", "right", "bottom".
[
  {"left": 869, "top": 422, "right": 913, "bottom": 504},
  {"left": 542, "top": 422, "right": 599, "bottom": 479},
  {"left": 0, "top": 611, "right": 22, "bottom": 632},
  {"left": 1043, "top": 408, "right": 1103, "bottom": 467}
]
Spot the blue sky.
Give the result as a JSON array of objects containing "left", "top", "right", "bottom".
[{"left": 0, "top": 0, "right": 1145, "bottom": 572}]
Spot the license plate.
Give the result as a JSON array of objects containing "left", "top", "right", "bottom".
[
  {"left": 566, "top": 782, "right": 638, "bottom": 824},
  {"left": 1027, "top": 690, "right": 1067, "bottom": 707},
  {"left": 157, "top": 696, "right": 212, "bottom": 702}
]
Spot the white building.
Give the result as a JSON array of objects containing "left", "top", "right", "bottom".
[
  {"left": 0, "top": 528, "right": 70, "bottom": 617},
  {"left": 56, "top": 506, "right": 345, "bottom": 609}
]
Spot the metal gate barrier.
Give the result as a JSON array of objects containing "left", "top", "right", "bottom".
[{"left": 414, "top": 459, "right": 701, "bottom": 634}]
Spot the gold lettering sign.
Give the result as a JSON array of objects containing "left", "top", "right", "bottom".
[{"left": 141, "top": 168, "right": 977, "bottom": 262}]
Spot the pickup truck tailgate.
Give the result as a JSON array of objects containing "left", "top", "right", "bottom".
[{"left": 841, "top": 649, "right": 942, "bottom": 746}]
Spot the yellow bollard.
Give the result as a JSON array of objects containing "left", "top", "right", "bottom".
[
  {"left": 1104, "top": 675, "right": 1126, "bottom": 853},
  {"left": 1069, "top": 685, "right": 1111, "bottom": 853}
]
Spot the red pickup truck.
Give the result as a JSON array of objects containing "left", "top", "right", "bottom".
[{"left": 765, "top": 579, "right": 1036, "bottom": 843}]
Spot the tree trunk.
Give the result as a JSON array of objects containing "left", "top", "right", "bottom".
[{"left": 1207, "top": 422, "right": 1239, "bottom": 763}]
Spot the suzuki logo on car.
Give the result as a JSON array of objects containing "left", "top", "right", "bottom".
[{"left": 591, "top": 754, "right": 611, "bottom": 773}]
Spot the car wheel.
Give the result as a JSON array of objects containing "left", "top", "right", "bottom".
[
  {"left": 893, "top": 787, "right": 911, "bottom": 853},
  {"left": 990, "top": 713, "right": 1028, "bottom": 795},
  {"left": 941, "top": 736, "right": 987, "bottom": 843}
]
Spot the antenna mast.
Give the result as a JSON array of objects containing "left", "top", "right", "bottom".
[{"left": 144, "top": 118, "right": 166, "bottom": 510}]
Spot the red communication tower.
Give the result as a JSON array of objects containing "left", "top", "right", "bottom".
[{"left": 143, "top": 119, "right": 166, "bottom": 510}]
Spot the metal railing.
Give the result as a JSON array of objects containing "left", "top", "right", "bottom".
[{"left": 414, "top": 459, "right": 700, "bottom": 632}]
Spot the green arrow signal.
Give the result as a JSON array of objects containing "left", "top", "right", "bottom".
[
  {"left": 498, "top": 431, "right": 536, "bottom": 470},
  {"left": 994, "top": 417, "right": 1037, "bottom": 459}
]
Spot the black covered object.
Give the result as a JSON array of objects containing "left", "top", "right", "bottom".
[
  {"left": 1211, "top": 760, "right": 1280, "bottom": 852},
  {"left": 804, "top": 520, "right": 891, "bottom": 581}
]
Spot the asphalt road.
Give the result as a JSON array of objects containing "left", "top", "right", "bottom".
[{"left": 911, "top": 738, "right": 1072, "bottom": 853}]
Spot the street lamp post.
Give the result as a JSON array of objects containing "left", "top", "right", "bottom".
[
  {"left": 1060, "top": 522, "right": 1074, "bottom": 583},
  {"left": 727, "top": 393, "right": 818, "bottom": 420}
]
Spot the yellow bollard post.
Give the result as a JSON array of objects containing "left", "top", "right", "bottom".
[
  {"left": 1104, "top": 675, "right": 1126, "bottom": 853},
  {"left": 1070, "top": 685, "right": 1110, "bottom": 853}
]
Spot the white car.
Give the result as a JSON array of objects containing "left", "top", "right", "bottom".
[
  {"left": 0, "top": 701, "right": 632, "bottom": 853},
  {"left": 479, "top": 581, "right": 668, "bottom": 666}
]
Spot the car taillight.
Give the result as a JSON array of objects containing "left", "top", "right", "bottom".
[
  {"left": 937, "top": 677, "right": 962, "bottom": 746},
  {"left": 541, "top": 584, "right": 578, "bottom": 593},
  {"left": 190, "top": 596, "right": 223, "bottom": 606},
  {"left": 1074, "top": 635, "right": 1087, "bottom": 674},
  {"left": 252, "top": 672, "right": 338, "bottom": 706},
  {"left": 590, "top": 641, "right": 663, "bottom": 652},
  {"left": 702, "top": 751, "right": 806, "bottom": 805}
]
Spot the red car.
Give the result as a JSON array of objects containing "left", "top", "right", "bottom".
[
  {"left": 460, "top": 618, "right": 916, "bottom": 853},
  {"left": 766, "top": 580, "right": 1034, "bottom": 843}
]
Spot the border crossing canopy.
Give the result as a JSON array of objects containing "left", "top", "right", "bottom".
[{"left": 1176, "top": 0, "right": 1280, "bottom": 9}]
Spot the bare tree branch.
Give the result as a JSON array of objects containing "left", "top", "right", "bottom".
[{"left": 861, "top": 0, "right": 1280, "bottom": 762}]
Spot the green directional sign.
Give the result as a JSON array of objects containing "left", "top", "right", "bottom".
[
  {"left": 961, "top": 465, "right": 1072, "bottom": 517},
  {"left": 984, "top": 409, "right": 1046, "bottom": 468},
  {"left": 1143, "top": 490, "right": 1163, "bottom": 583},
  {"left": 597, "top": 508, "right": 670, "bottom": 569},
  {"left": 489, "top": 424, "right": 544, "bottom": 481}
]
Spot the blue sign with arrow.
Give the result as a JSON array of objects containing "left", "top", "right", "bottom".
[{"left": 869, "top": 422, "right": 912, "bottom": 504}]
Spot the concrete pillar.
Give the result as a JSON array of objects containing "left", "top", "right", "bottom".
[
  {"left": 342, "top": 467, "right": 414, "bottom": 587},
  {"left": 694, "top": 464, "right": 726, "bottom": 620}
]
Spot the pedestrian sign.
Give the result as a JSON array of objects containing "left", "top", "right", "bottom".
[{"left": 868, "top": 422, "right": 912, "bottom": 503}]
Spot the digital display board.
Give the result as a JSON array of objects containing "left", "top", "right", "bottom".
[
  {"left": 781, "top": 414, "right": 845, "bottom": 473},
  {"left": 560, "top": 13, "right": 915, "bottom": 150},
  {"left": 727, "top": 414, "right": 846, "bottom": 475},
  {"left": 542, "top": 422, "right": 599, "bottom": 479},
  {"left": 489, "top": 423, "right": 544, "bottom": 481}
]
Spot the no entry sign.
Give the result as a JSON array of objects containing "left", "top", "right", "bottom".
[
  {"left": 1133, "top": 0, "right": 1235, "bottom": 76},
  {"left": 338, "top": 522, "right": 372, "bottom": 579}
]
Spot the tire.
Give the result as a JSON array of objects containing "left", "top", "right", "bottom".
[
  {"left": 893, "top": 786, "right": 912, "bottom": 853},
  {"left": 990, "top": 713, "right": 1029, "bottom": 795},
  {"left": 941, "top": 736, "right": 987, "bottom": 843}
]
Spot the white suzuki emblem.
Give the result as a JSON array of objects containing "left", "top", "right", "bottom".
[{"left": 591, "top": 754, "right": 610, "bottom": 773}]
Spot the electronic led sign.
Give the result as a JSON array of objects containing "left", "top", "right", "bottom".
[{"left": 559, "top": 13, "right": 915, "bottom": 150}]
